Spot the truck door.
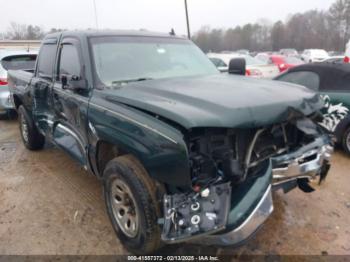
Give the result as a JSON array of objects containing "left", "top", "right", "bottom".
[
  {"left": 31, "top": 38, "right": 58, "bottom": 135},
  {"left": 51, "top": 38, "right": 90, "bottom": 166}
]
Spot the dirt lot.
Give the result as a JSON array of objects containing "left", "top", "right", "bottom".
[{"left": 0, "top": 119, "right": 349, "bottom": 256}]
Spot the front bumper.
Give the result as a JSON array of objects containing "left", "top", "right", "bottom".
[
  {"left": 198, "top": 185, "right": 273, "bottom": 246},
  {"left": 271, "top": 136, "right": 333, "bottom": 186},
  {"left": 0, "top": 87, "right": 14, "bottom": 112}
]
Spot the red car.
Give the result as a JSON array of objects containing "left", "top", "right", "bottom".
[
  {"left": 271, "top": 55, "right": 304, "bottom": 72},
  {"left": 256, "top": 53, "right": 304, "bottom": 72}
]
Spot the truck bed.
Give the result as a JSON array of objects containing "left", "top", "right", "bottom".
[{"left": 8, "top": 70, "right": 34, "bottom": 85}]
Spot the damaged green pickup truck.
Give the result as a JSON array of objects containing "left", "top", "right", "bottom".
[{"left": 7, "top": 30, "right": 333, "bottom": 254}]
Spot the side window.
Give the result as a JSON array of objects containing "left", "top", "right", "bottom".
[
  {"left": 324, "top": 73, "right": 350, "bottom": 91},
  {"left": 37, "top": 44, "right": 57, "bottom": 79},
  {"left": 277, "top": 71, "right": 320, "bottom": 91},
  {"left": 59, "top": 44, "right": 81, "bottom": 78}
]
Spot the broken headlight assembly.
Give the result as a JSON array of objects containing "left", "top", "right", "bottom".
[{"left": 161, "top": 182, "right": 231, "bottom": 242}]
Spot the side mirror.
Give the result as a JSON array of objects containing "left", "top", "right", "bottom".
[
  {"left": 61, "top": 75, "right": 87, "bottom": 91},
  {"left": 61, "top": 75, "right": 68, "bottom": 87},
  {"left": 228, "top": 58, "right": 246, "bottom": 75}
]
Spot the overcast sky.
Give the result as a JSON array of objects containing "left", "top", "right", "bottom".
[{"left": 0, "top": 0, "right": 335, "bottom": 35}]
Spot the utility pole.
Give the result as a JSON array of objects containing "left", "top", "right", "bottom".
[
  {"left": 184, "top": 0, "right": 191, "bottom": 39},
  {"left": 93, "top": 0, "right": 99, "bottom": 29}
]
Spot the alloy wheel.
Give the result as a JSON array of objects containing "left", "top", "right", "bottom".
[
  {"left": 20, "top": 115, "right": 29, "bottom": 143},
  {"left": 110, "top": 178, "right": 139, "bottom": 238}
]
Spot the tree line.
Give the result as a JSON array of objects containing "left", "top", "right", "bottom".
[
  {"left": 0, "top": 22, "right": 66, "bottom": 41},
  {"left": 192, "top": 0, "right": 350, "bottom": 52}
]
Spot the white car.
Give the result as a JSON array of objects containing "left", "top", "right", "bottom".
[
  {"left": 301, "top": 49, "right": 329, "bottom": 63},
  {"left": 207, "top": 53, "right": 280, "bottom": 79}
]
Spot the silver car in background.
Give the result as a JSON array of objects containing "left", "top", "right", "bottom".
[{"left": 0, "top": 49, "right": 38, "bottom": 118}]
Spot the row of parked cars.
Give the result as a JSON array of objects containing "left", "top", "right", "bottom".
[
  {"left": 208, "top": 49, "right": 347, "bottom": 79},
  {"left": 0, "top": 31, "right": 347, "bottom": 254}
]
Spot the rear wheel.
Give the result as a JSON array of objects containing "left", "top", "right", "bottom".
[
  {"left": 342, "top": 126, "right": 350, "bottom": 155},
  {"left": 103, "top": 155, "right": 162, "bottom": 254},
  {"left": 18, "top": 105, "right": 45, "bottom": 150}
]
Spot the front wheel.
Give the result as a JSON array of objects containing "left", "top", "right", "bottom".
[
  {"left": 342, "top": 126, "right": 350, "bottom": 155},
  {"left": 18, "top": 105, "right": 45, "bottom": 150},
  {"left": 103, "top": 155, "right": 162, "bottom": 254}
]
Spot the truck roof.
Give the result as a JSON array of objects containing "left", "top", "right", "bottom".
[{"left": 44, "top": 30, "right": 186, "bottom": 40}]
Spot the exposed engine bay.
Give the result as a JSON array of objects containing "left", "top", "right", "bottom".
[
  {"left": 186, "top": 117, "right": 326, "bottom": 186},
  {"left": 161, "top": 115, "right": 332, "bottom": 243}
]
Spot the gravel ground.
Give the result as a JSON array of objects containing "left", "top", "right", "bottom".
[{"left": 0, "top": 119, "right": 349, "bottom": 256}]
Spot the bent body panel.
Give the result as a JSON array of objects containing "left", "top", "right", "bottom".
[{"left": 88, "top": 89, "right": 191, "bottom": 187}]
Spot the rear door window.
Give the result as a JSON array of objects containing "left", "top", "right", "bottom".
[
  {"left": 321, "top": 73, "right": 350, "bottom": 92},
  {"left": 37, "top": 44, "right": 57, "bottom": 79},
  {"left": 277, "top": 71, "right": 320, "bottom": 91}
]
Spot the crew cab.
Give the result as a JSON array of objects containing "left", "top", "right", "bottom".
[{"left": 8, "top": 30, "right": 332, "bottom": 254}]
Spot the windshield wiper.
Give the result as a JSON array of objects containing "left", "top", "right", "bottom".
[{"left": 111, "top": 77, "right": 154, "bottom": 85}]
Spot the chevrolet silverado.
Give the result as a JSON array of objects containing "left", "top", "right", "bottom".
[{"left": 7, "top": 30, "right": 333, "bottom": 254}]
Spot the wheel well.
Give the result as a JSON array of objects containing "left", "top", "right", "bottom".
[
  {"left": 96, "top": 141, "right": 127, "bottom": 176},
  {"left": 13, "top": 95, "right": 22, "bottom": 109},
  {"left": 334, "top": 117, "right": 350, "bottom": 144}
]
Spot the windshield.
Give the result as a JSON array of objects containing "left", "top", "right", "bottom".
[
  {"left": 244, "top": 55, "right": 267, "bottom": 65},
  {"left": 90, "top": 36, "right": 219, "bottom": 86}
]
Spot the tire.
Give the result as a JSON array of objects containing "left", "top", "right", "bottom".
[
  {"left": 342, "top": 126, "right": 350, "bottom": 155},
  {"left": 103, "top": 155, "right": 162, "bottom": 254},
  {"left": 0, "top": 109, "right": 17, "bottom": 120},
  {"left": 18, "top": 105, "right": 45, "bottom": 150}
]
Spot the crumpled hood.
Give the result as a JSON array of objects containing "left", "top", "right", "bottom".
[{"left": 102, "top": 74, "right": 324, "bottom": 129}]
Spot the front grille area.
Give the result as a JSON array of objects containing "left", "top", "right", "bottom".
[{"left": 187, "top": 119, "right": 319, "bottom": 187}]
